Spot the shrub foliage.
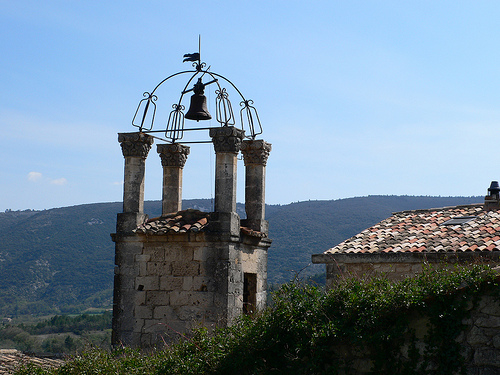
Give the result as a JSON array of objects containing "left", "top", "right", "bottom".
[{"left": 16, "top": 265, "right": 498, "bottom": 375}]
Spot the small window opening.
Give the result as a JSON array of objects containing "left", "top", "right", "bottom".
[
  {"left": 441, "top": 216, "right": 476, "bottom": 226},
  {"left": 243, "top": 273, "right": 257, "bottom": 314}
]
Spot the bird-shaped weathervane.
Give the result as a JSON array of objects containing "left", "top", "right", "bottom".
[{"left": 183, "top": 52, "right": 200, "bottom": 63}]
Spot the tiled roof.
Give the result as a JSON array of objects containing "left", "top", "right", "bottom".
[
  {"left": 324, "top": 204, "right": 500, "bottom": 255},
  {"left": 0, "top": 349, "right": 64, "bottom": 374},
  {"left": 134, "top": 209, "right": 266, "bottom": 238},
  {"left": 135, "top": 209, "right": 209, "bottom": 234}
]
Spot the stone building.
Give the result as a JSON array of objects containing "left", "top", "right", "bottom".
[
  {"left": 111, "top": 128, "right": 271, "bottom": 347},
  {"left": 312, "top": 182, "right": 500, "bottom": 289}
]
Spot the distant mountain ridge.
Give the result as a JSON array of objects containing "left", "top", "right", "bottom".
[{"left": 0, "top": 195, "right": 483, "bottom": 317}]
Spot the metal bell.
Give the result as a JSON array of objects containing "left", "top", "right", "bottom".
[
  {"left": 185, "top": 78, "right": 212, "bottom": 121},
  {"left": 185, "top": 94, "right": 211, "bottom": 121}
]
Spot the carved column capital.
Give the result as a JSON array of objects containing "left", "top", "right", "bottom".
[
  {"left": 209, "top": 126, "right": 245, "bottom": 153},
  {"left": 118, "top": 132, "right": 154, "bottom": 158},
  {"left": 157, "top": 144, "right": 190, "bottom": 168},
  {"left": 241, "top": 140, "right": 272, "bottom": 166}
]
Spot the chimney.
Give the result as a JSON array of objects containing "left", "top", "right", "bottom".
[
  {"left": 116, "top": 132, "right": 154, "bottom": 232},
  {"left": 484, "top": 180, "right": 500, "bottom": 211},
  {"left": 157, "top": 143, "right": 190, "bottom": 215}
]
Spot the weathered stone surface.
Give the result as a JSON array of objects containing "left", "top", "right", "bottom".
[
  {"left": 241, "top": 139, "right": 271, "bottom": 166},
  {"left": 135, "top": 254, "right": 151, "bottom": 262},
  {"left": 171, "top": 261, "right": 200, "bottom": 276},
  {"left": 476, "top": 316, "right": 500, "bottom": 328},
  {"left": 118, "top": 132, "right": 154, "bottom": 158},
  {"left": 146, "top": 262, "right": 172, "bottom": 276},
  {"left": 160, "top": 276, "right": 184, "bottom": 291},
  {"left": 467, "top": 325, "right": 490, "bottom": 345},
  {"left": 134, "top": 305, "right": 153, "bottom": 319},
  {"left": 169, "top": 291, "right": 190, "bottom": 306},
  {"left": 210, "top": 126, "right": 244, "bottom": 153},
  {"left": 143, "top": 246, "right": 165, "bottom": 262},
  {"left": 157, "top": 143, "right": 190, "bottom": 168},
  {"left": 153, "top": 305, "right": 176, "bottom": 320},
  {"left": 474, "top": 348, "right": 500, "bottom": 367},
  {"left": 478, "top": 297, "right": 500, "bottom": 316},
  {"left": 135, "top": 276, "right": 159, "bottom": 291},
  {"left": 145, "top": 291, "right": 170, "bottom": 306}
]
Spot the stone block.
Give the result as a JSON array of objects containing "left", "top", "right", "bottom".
[
  {"left": 117, "top": 274, "right": 135, "bottom": 290},
  {"left": 160, "top": 276, "right": 184, "bottom": 291},
  {"left": 121, "top": 318, "right": 144, "bottom": 333},
  {"left": 467, "top": 326, "right": 489, "bottom": 346},
  {"left": 192, "top": 276, "right": 211, "bottom": 292},
  {"left": 135, "top": 276, "right": 159, "bottom": 291},
  {"left": 172, "top": 261, "right": 200, "bottom": 276},
  {"left": 143, "top": 319, "right": 165, "bottom": 334},
  {"left": 474, "top": 348, "right": 500, "bottom": 367},
  {"left": 139, "top": 261, "right": 148, "bottom": 276},
  {"left": 154, "top": 305, "right": 177, "bottom": 320},
  {"left": 134, "top": 291, "right": 146, "bottom": 306},
  {"left": 475, "top": 316, "right": 500, "bottom": 328},
  {"left": 146, "top": 261, "right": 172, "bottom": 275},
  {"left": 165, "top": 245, "right": 194, "bottom": 261},
  {"left": 118, "top": 264, "right": 139, "bottom": 278},
  {"left": 143, "top": 246, "right": 165, "bottom": 262},
  {"left": 493, "top": 334, "right": 500, "bottom": 349},
  {"left": 146, "top": 291, "right": 170, "bottom": 306},
  {"left": 135, "top": 254, "right": 151, "bottom": 262},
  {"left": 169, "top": 291, "right": 190, "bottom": 306},
  {"left": 478, "top": 296, "right": 500, "bottom": 316},
  {"left": 189, "top": 291, "right": 215, "bottom": 306},
  {"left": 177, "top": 306, "right": 206, "bottom": 321},
  {"left": 140, "top": 333, "right": 153, "bottom": 348},
  {"left": 182, "top": 276, "right": 193, "bottom": 291},
  {"left": 193, "top": 247, "right": 212, "bottom": 262},
  {"left": 135, "top": 305, "right": 153, "bottom": 320}
]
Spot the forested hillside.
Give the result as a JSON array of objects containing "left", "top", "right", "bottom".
[{"left": 0, "top": 196, "right": 482, "bottom": 318}]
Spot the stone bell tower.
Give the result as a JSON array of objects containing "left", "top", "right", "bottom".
[
  {"left": 111, "top": 51, "right": 272, "bottom": 347},
  {"left": 111, "top": 128, "right": 271, "bottom": 347}
]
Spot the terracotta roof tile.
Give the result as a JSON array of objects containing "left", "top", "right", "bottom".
[
  {"left": 135, "top": 209, "right": 210, "bottom": 235},
  {"left": 324, "top": 204, "right": 500, "bottom": 255},
  {"left": 0, "top": 349, "right": 64, "bottom": 373},
  {"left": 135, "top": 209, "right": 267, "bottom": 238}
]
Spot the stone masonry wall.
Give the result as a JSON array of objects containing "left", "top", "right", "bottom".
[
  {"left": 113, "top": 232, "right": 269, "bottom": 348},
  {"left": 240, "top": 246, "right": 268, "bottom": 311},
  {"left": 325, "top": 255, "right": 500, "bottom": 290},
  {"left": 326, "top": 262, "right": 426, "bottom": 289}
]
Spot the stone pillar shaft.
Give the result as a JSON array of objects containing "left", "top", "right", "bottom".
[
  {"left": 210, "top": 126, "right": 245, "bottom": 214},
  {"left": 117, "top": 132, "right": 154, "bottom": 232},
  {"left": 215, "top": 152, "right": 238, "bottom": 213},
  {"left": 123, "top": 157, "right": 147, "bottom": 213},
  {"left": 157, "top": 144, "right": 190, "bottom": 215},
  {"left": 241, "top": 140, "right": 271, "bottom": 233}
]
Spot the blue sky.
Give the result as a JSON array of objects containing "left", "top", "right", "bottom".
[{"left": 2, "top": 1, "right": 500, "bottom": 211}]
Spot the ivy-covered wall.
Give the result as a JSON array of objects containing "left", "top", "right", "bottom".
[{"left": 331, "top": 279, "right": 500, "bottom": 374}]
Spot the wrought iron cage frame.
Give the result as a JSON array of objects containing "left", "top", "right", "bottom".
[{"left": 132, "top": 60, "right": 263, "bottom": 144}]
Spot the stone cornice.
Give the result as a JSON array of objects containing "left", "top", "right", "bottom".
[
  {"left": 241, "top": 140, "right": 272, "bottom": 166},
  {"left": 157, "top": 143, "right": 190, "bottom": 168},
  {"left": 118, "top": 132, "right": 154, "bottom": 158},
  {"left": 209, "top": 126, "right": 245, "bottom": 153}
]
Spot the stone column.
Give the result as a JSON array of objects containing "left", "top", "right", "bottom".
[
  {"left": 209, "top": 126, "right": 245, "bottom": 235},
  {"left": 241, "top": 140, "right": 271, "bottom": 234},
  {"left": 157, "top": 144, "right": 190, "bottom": 215},
  {"left": 117, "top": 132, "right": 154, "bottom": 232}
]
